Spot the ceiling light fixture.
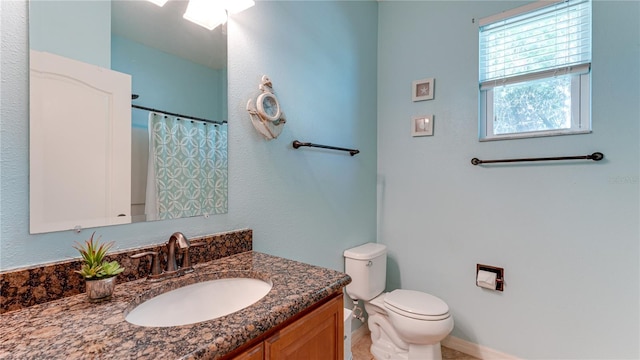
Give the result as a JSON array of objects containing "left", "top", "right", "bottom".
[
  {"left": 183, "top": 0, "right": 256, "bottom": 31},
  {"left": 146, "top": 0, "right": 169, "bottom": 7},
  {"left": 224, "top": 0, "right": 256, "bottom": 14},
  {"left": 183, "top": 0, "right": 228, "bottom": 30}
]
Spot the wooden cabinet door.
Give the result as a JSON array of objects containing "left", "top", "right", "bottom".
[
  {"left": 264, "top": 294, "right": 344, "bottom": 360},
  {"left": 234, "top": 342, "right": 263, "bottom": 360}
]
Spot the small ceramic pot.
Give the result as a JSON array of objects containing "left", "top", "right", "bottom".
[{"left": 85, "top": 276, "right": 116, "bottom": 302}]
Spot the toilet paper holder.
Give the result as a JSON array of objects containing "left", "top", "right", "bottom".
[{"left": 476, "top": 264, "right": 504, "bottom": 291}]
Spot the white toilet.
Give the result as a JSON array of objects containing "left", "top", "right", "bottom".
[{"left": 344, "top": 243, "right": 453, "bottom": 360}]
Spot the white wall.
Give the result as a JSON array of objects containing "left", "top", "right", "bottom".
[
  {"left": 377, "top": 1, "right": 639, "bottom": 359},
  {"left": 0, "top": 1, "right": 378, "bottom": 272}
]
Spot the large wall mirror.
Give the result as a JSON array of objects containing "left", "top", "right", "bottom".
[{"left": 29, "top": 0, "right": 228, "bottom": 234}]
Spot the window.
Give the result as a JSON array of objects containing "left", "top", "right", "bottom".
[{"left": 479, "top": 0, "right": 591, "bottom": 141}]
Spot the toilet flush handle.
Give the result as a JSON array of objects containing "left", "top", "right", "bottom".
[{"left": 366, "top": 261, "right": 373, "bottom": 267}]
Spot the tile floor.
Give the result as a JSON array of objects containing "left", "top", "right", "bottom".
[{"left": 351, "top": 328, "right": 479, "bottom": 360}]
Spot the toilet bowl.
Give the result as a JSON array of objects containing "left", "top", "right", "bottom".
[{"left": 344, "top": 243, "right": 453, "bottom": 360}]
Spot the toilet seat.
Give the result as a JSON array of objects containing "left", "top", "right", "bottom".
[{"left": 384, "top": 290, "right": 450, "bottom": 321}]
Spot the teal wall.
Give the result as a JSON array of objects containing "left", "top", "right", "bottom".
[
  {"left": 111, "top": 34, "right": 225, "bottom": 126},
  {"left": 227, "top": 1, "right": 378, "bottom": 265},
  {"left": 0, "top": 1, "right": 378, "bottom": 272},
  {"left": 2, "top": 1, "right": 638, "bottom": 358},
  {"left": 377, "top": 1, "right": 639, "bottom": 359},
  {"left": 29, "top": 0, "right": 111, "bottom": 68}
]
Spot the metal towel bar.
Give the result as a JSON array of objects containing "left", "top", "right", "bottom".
[
  {"left": 471, "top": 152, "right": 604, "bottom": 165},
  {"left": 292, "top": 140, "right": 360, "bottom": 156}
]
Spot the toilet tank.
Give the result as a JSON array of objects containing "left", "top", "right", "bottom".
[{"left": 343, "top": 243, "right": 387, "bottom": 301}]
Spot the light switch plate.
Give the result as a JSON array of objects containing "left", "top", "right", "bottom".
[{"left": 411, "top": 115, "right": 433, "bottom": 137}]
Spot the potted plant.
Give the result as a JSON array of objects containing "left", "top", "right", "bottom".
[{"left": 73, "top": 232, "right": 124, "bottom": 301}]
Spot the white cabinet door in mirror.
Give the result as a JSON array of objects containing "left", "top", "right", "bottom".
[{"left": 29, "top": 50, "right": 132, "bottom": 234}]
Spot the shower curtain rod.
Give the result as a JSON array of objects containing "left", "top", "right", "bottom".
[{"left": 131, "top": 104, "right": 227, "bottom": 125}]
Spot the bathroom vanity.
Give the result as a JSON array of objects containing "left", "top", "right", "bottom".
[
  {"left": 0, "top": 251, "right": 350, "bottom": 359},
  {"left": 233, "top": 293, "right": 343, "bottom": 359}
]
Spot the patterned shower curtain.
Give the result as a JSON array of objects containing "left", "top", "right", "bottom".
[{"left": 145, "top": 112, "right": 228, "bottom": 221}]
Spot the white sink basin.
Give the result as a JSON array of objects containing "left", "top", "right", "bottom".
[{"left": 125, "top": 277, "right": 272, "bottom": 327}]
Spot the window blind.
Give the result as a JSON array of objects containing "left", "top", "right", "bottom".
[{"left": 479, "top": 0, "right": 591, "bottom": 84}]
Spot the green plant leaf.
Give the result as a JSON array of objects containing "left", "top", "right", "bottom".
[
  {"left": 73, "top": 232, "right": 123, "bottom": 279},
  {"left": 74, "top": 263, "right": 103, "bottom": 279},
  {"left": 101, "top": 261, "right": 124, "bottom": 276}
]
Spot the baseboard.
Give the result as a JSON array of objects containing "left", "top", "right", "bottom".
[
  {"left": 442, "top": 335, "right": 521, "bottom": 360},
  {"left": 352, "top": 325, "right": 520, "bottom": 360}
]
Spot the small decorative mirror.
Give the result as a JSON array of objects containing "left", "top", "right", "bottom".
[{"left": 247, "top": 75, "right": 287, "bottom": 140}]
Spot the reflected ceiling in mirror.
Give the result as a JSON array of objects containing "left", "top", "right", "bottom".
[
  {"left": 28, "top": 0, "right": 228, "bottom": 233},
  {"left": 111, "top": 0, "right": 226, "bottom": 71}
]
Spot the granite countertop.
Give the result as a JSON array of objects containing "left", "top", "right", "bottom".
[{"left": 0, "top": 251, "right": 351, "bottom": 359}]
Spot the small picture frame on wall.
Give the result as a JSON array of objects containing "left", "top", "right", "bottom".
[
  {"left": 412, "top": 115, "right": 434, "bottom": 137},
  {"left": 412, "top": 78, "right": 435, "bottom": 101}
]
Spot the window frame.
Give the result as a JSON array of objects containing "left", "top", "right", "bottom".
[{"left": 478, "top": 0, "right": 592, "bottom": 141}]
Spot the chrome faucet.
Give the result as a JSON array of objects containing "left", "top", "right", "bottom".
[{"left": 166, "top": 232, "right": 190, "bottom": 274}]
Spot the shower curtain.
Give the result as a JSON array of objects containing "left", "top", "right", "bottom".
[{"left": 145, "top": 112, "right": 228, "bottom": 221}]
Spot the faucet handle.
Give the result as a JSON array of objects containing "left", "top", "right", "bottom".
[
  {"left": 180, "top": 242, "right": 206, "bottom": 273},
  {"left": 130, "top": 251, "right": 162, "bottom": 279}
]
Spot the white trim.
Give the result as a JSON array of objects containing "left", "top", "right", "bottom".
[
  {"left": 479, "top": 69, "right": 591, "bottom": 141},
  {"left": 352, "top": 325, "right": 521, "bottom": 360},
  {"left": 442, "top": 335, "right": 522, "bottom": 360},
  {"left": 479, "top": 128, "right": 591, "bottom": 142},
  {"left": 480, "top": 63, "right": 591, "bottom": 91},
  {"left": 479, "top": 0, "right": 562, "bottom": 26}
]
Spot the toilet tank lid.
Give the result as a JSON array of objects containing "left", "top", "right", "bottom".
[{"left": 344, "top": 243, "right": 387, "bottom": 260}]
